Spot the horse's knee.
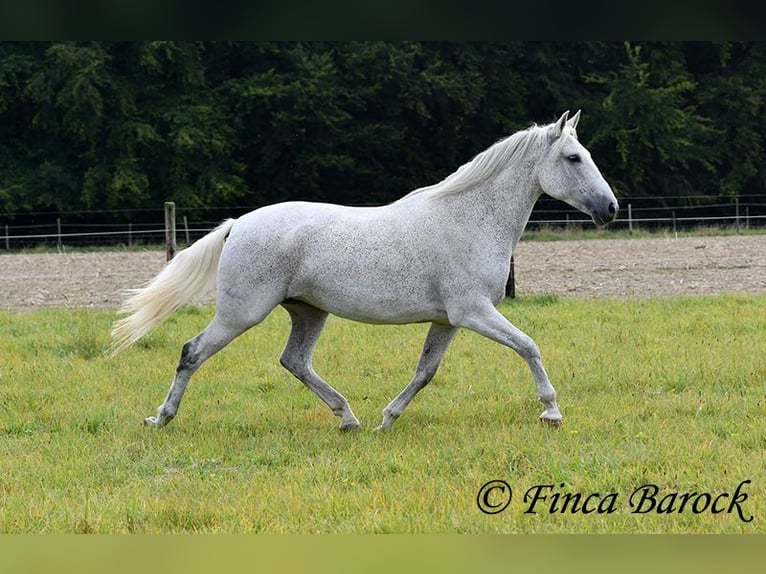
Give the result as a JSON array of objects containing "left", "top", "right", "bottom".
[{"left": 513, "top": 334, "right": 541, "bottom": 362}]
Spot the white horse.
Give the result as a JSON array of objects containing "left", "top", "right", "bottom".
[{"left": 112, "top": 110, "right": 618, "bottom": 432}]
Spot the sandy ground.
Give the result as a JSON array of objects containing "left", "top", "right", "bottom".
[
  {"left": 3, "top": 234, "right": 766, "bottom": 311},
  {"left": 514, "top": 234, "right": 766, "bottom": 299}
]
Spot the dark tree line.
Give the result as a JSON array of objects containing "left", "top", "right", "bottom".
[{"left": 1, "top": 41, "right": 765, "bottom": 225}]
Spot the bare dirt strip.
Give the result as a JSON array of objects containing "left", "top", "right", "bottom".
[{"left": 3, "top": 234, "right": 766, "bottom": 311}]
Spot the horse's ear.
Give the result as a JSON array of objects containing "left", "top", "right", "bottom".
[
  {"left": 567, "top": 109, "right": 581, "bottom": 129},
  {"left": 554, "top": 111, "right": 569, "bottom": 138}
]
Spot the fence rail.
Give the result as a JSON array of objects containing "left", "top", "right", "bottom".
[{"left": 3, "top": 198, "right": 766, "bottom": 250}]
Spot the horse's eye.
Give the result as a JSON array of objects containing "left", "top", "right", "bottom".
[{"left": 567, "top": 154, "right": 581, "bottom": 163}]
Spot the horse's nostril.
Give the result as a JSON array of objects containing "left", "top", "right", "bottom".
[{"left": 608, "top": 202, "right": 616, "bottom": 216}]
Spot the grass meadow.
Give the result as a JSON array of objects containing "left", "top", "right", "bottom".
[{"left": 0, "top": 294, "right": 764, "bottom": 533}]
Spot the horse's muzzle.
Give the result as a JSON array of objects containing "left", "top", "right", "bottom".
[{"left": 592, "top": 200, "right": 619, "bottom": 226}]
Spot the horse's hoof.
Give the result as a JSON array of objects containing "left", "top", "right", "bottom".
[
  {"left": 540, "top": 416, "right": 563, "bottom": 428},
  {"left": 144, "top": 416, "right": 165, "bottom": 428},
  {"left": 339, "top": 420, "right": 361, "bottom": 432}
]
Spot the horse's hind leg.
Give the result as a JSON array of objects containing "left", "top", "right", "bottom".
[
  {"left": 375, "top": 323, "right": 458, "bottom": 431},
  {"left": 280, "top": 300, "right": 361, "bottom": 431},
  {"left": 145, "top": 314, "right": 248, "bottom": 427}
]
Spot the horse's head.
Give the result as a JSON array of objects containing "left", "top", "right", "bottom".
[{"left": 536, "top": 110, "right": 618, "bottom": 226}]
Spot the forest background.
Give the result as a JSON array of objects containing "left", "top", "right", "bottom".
[{"left": 1, "top": 41, "right": 764, "bottom": 227}]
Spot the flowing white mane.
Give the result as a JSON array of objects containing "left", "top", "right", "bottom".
[{"left": 398, "top": 122, "right": 573, "bottom": 202}]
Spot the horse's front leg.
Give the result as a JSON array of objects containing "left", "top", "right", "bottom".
[{"left": 451, "top": 301, "right": 562, "bottom": 426}]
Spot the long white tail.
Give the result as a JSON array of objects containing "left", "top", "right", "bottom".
[{"left": 110, "top": 218, "right": 237, "bottom": 356}]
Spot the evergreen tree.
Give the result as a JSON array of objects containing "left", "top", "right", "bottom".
[{"left": 1, "top": 41, "right": 765, "bottom": 228}]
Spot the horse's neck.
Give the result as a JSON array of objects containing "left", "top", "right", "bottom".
[{"left": 450, "top": 166, "right": 541, "bottom": 253}]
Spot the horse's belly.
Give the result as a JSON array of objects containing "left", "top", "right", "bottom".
[
  {"left": 305, "top": 298, "right": 446, "bottom": 324},
  {"left": 289, "top": 270, "right": 448, "bottom": 325}
]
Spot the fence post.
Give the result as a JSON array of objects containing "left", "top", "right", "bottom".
[
  {"left": 57, "top": 218, "right": 63, "bottom": 251},
  {"left": 505, "top": 255, "right": 516, "bottom": 299},
  {"left": 628, "top": 204, "right": 633, "bottom": 235},
  {"left": 4, "top": 224, "right": 8, "bottom": 250},
  {"left": 735, "top": 197, "right": 740, "bottom": 234},
  {"left": 165, "top": 201, "right": 177, "bottom": 261},
  {"left": 183, "top": 215, "right": 190, "bottom": 245}
]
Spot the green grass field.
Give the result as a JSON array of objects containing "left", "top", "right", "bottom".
[{"left": 0, "top": 294, "right": 763, "bottom": 533}]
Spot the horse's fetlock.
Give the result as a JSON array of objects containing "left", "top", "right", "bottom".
[
  {"left": 382, "top": 407, "right": 400, "bottom": 421},
  {"left": 539, "top": 392, "right": 556, "bottom": 406},
  {"left": 332, "top": 403, "right": 352, "bottom": 418}
]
